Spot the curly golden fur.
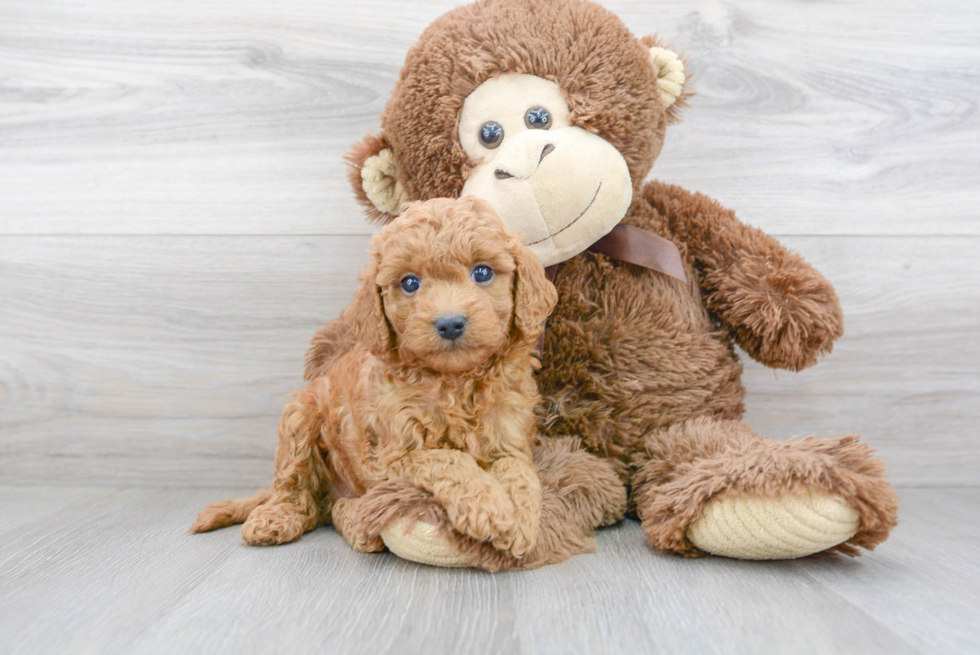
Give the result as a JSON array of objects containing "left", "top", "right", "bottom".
[{"left": 191, "top": 197, "right": 558, "bottom": 559}]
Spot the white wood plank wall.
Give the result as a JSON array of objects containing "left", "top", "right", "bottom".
[{"left": 1, "top": 0, "right": 978, "bottom": 487}]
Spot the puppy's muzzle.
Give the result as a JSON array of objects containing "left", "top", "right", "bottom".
[{"left": 434, "top": 314, "right": 467, "bottom": 342}]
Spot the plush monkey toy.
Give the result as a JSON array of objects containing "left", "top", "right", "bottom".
[{"left": 308, "top": 0, "right": 899, "bottom": 566}]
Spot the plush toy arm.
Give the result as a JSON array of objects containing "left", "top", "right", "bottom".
[
  {"left": 390, "top": 450, "right": 538, "bottom": 558},
  {"left": 646, "top": 180, "right": 844, "bottom": 371}
]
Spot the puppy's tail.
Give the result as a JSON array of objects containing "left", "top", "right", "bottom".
[{"left": 189, "top": 487, "right": 274, "bottom": 534}]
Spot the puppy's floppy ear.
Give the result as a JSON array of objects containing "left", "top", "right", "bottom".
[
  {"left": 342, "top": 238, "right": 396, "bottom": 361},
  {"left": 511, "top": 238, "right": 559, "bottom": 346},
  {"left": 639, "top": 34, "right": 692, "bottom": 124},
  {"left": 345, "top": 132, "right": 409, "bottom": 224}
]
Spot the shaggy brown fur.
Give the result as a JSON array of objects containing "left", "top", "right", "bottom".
[
  {"left": 192, "top": 198, "right": 617, "bottom": 562},
  {"left": 308, "top": 0, "right": 899, "bottom": 561}
]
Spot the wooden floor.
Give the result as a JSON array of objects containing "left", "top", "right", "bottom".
[{"left": 0, "top": 485, "right": 976, "bottom": 654}]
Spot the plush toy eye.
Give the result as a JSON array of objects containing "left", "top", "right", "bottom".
[
  {"left": 524, "top": 106, "right": 551, "bottom": 130},
  {"left": 400, "top": 275, "right": 421, "bottom": 295},
  {"left": 471, "top": 265, "right": 494, "bottom": 284},
  {"left": 479, "top": 121, "right": 504, "bottom": 149}
]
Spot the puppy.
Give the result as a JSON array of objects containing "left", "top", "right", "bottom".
[{"left": 191, "top": 197, "right": 557, "bottom": 559}]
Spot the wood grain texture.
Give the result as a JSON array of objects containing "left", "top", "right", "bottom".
[
  {"left": 1, "top": 485, "right": 977, "bottom": 654},
  {"left": 1, "top": 235, "right": 977, "bottom": 486},
  {"left": 790, "top": 488, "right": 980, "bottom": 653},
  {"left": 0, "top": 0, "right": 977, "bottom": 236},
  {"left": 0, "top": 235, "right": 373, "bottom": 486},
  {"left": 1, "top": 0, "right": 978, "bottom": 485}
]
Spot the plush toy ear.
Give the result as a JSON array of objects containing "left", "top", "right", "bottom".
[
  {"left": 341, "top": 238, "right": 397, "bottom": 361},
  {"left": 639, "top": 35, "right": 691, "bottom": 124},
  {"left": 345, "top": 133, "right": 409, "bottom": 224},
  {"left": 510, "top": 236, "right": 559, "bottom": 347}
]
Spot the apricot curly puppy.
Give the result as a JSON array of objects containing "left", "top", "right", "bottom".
[{"left": 191, "top": 197, "right": 557, "bottom": 560}]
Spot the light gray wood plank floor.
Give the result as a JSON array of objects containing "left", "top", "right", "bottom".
[{"left": 0, "top": 486, "right": 976, "bottom": 654}]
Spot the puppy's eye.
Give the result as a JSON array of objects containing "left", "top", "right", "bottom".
[
  {"left": 479, "top": 121, "right": 504, "bottom": 149},
  {"left": 400, "top": 275, "right": 421, "bottom": 295},
  {"left": 471, "top": 265, "right": 494, "bottom": 284},
  {"left": 524, "top": 106, "right": 551, "bottom": 130}
]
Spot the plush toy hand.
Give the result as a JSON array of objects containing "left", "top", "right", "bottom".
[
  {"left": 381, "top": 515, "right": 470, "bottom": 567},
  {"left": 653, "top": 181, "right": 845, "bottom": 371},
  {"left": 702, "top": 249, "right": 845, "bottom": 371}
]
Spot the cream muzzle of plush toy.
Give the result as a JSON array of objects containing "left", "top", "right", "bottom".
[{"left": 458, "top": 73, "right": 633, "bottom": 268}]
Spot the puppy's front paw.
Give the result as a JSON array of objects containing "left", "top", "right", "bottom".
[
  {"left": 492, "top": 523, "right": 537, "bottom": 560},
  {"left": 241, "top": 502, "right": 309, "bottom": 546},
  {"left": 450, "top": 506, "right": 534, "bottom": 559}
]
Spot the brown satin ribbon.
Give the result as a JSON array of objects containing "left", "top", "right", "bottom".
[
  {"left": 534, "top": 225, "right": 687, "bottom": 355},
  {"left": 587, "top": 224, "right": 687, "bottom": 283}
]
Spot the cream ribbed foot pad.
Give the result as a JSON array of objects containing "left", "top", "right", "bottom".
[
  {"left": 686, "top": 491, "right": 860, "bottom": 560},
  {"left": 380, "top": 517, "right": 470, "bottom": 568}
]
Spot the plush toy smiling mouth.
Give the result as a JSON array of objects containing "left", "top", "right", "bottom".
[{"left": 526, "top": 182, "right": 601, "bottom": 247}]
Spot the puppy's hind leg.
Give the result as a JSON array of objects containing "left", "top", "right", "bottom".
[{"left": 241, "top": 381, "right": 336, "bottom": 546}]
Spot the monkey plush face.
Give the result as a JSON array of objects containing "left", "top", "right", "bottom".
[
  {"left": 346, "top": 0, "right": 688, "bottom": 267},
  {"left": 458, "top": 74, "right": 633, "bottom": 266}
]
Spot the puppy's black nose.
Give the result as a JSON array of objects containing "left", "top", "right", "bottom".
[{"left": 434, "top": 315, "right": 467, "bottom": 341}]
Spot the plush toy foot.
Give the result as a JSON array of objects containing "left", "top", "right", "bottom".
[
  {"left": 632, "top": 417, "right": 899, "bottom": 558},
  {"left": 686, "top": 490, "right": 860, "bottom": 559},
  {"left": 381, "top": 517, "right": 469, "bottom": 568}
]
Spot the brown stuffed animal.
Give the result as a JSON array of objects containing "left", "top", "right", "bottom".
[{"left": 307, "top": 0, "right": 899, "bottom": 567}]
